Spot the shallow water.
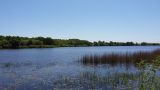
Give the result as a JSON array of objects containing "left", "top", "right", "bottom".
[{"left": 0, "top": 46, "right": 160, "bottom": 89}]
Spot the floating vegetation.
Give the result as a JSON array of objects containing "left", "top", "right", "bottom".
[
  {"left": 1, "top": 48, "right": 160, "bottom": 90},
  {"left": 81, "top": 49, "right": 160, "bottom": 66},
  {"left": 0, "top": 56, "right": 160, "bottom": 90},
  {"left": 54, "top": 57, "right": 160, "bottom": 89}
]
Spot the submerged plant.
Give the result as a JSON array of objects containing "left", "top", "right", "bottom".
[{"left": 4, "top": 62, "right": 12, "bottom": 68}]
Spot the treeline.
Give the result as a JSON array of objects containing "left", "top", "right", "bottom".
[{"left": 0, "top": 35, "right": 159, "bottom": 49}]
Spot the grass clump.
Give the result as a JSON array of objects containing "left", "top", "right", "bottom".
[
  {"left": 81, "top": 49, "right": 160, "bottom": 66},
  {"left": 53, "top": 56, "right": 160, "bottom": 90}
]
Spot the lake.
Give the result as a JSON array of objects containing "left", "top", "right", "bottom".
[{"left": 0, "top": 46, "right": 160, "bottom": 90}]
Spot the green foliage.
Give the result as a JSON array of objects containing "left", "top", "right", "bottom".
[
  {"left": 53, "top": 57, "right": 160, "bottom": 90},
  {"left": 136, "top": 60, "right": 146, "bottom": 70},
  {"left": 0, "top": 35, "right": 160, "bottom": 49},
  {"left": 136, "top": 57, "right": 160, "bottom": 90},
  {"left": 153, "top": 56, "right": 160, "bottom": 69}
]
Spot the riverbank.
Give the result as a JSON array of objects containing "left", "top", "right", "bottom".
[{"left": 0, "top": 35, "right": 160, "bottom": 49}]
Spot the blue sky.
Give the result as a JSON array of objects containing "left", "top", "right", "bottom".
[{"left": 0, "top": 0, "right": 160, "bottom": 42}]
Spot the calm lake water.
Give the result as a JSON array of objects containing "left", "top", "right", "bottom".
[{"left": 0, "top": 46, "right": 160, "bottom": 89}]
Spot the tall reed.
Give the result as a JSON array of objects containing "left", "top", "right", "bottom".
[{"left": 81, "top": 49, "right": 160, "bottom": 66}]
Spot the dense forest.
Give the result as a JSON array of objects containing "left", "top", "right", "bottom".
[{"left": 0, "top": 35, "right": 160, "bottom": 49}]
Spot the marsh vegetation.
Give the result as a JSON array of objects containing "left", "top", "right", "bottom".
[
  {"left": 81, "top": 49, "right": 160, "bottom": 66},
  {"left": 53, "top": 59, "right": 160, "bottom": 90},
  {"left": 0, "top": 46, "right": 160, "bottom": 90}
]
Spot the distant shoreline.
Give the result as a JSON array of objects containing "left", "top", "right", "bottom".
[
  {"left": 1, "top": 46, "right": 160, "bottom": 50},
  {"left": 0, "top": 35, "right": 160, "bottom": 49}
]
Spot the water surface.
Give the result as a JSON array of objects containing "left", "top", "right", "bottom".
[{"left": 0, "top": 46, "right": 160, "bottom": 89}]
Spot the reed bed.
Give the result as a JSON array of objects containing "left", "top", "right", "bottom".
[
  {"left": 53, "top": 58, "right": 160, "bottom": 90},
  {"left": 1, "top": 56, "right": 160, "bottom": 90},
  {"left": 81, "top": 49, "right": 160, "bottom": 66}
]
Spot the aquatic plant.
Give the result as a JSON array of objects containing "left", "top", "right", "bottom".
[
  {"left": 2, "top": 59, "right": 160, "bottom": 90},
  {"left": 136, "top": 57, "right": 160, "bottom": 90},
  {"left": 1, "top": 55, "right": 160, "bottom": 89},
  {"left": 52, "top": 56, "right": 160, "bottom": 90},
  {"left": 4, "top": 62, "right": 12, "bottom": 68},
  {"left": 81, "top": 49, "right": 160, "bottom": 66}
]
